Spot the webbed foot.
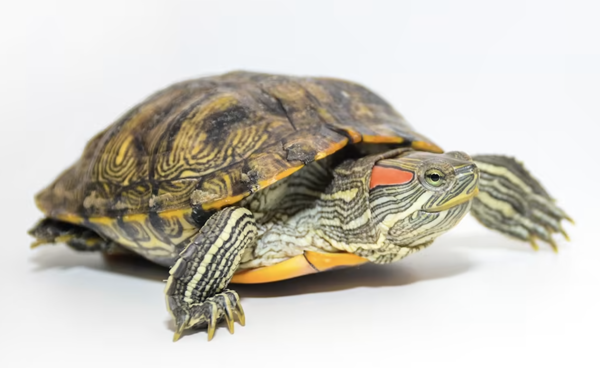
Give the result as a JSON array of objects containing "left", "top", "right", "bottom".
[
  {"left": 472, "top": 155, "right": 571, "bottom": 251},
  {"left": 169, "top": 290, "right": 245, "bottom": 342}
]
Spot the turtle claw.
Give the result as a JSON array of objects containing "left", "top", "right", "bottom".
[
  {"left": 30, "top": 240, "right": 45, "bottom": 249},
  {"left": 231, "top": 291, "right": 246, "bottom": 326},
  {"left": 544, "top": 227, "right": 559, "bottom": 253},
  {"left": 529, "top": 237, "right": 540, "bottom": 252},
  {"left": 223, "top": 297, "right": 235, "bottom": 334},
  {"left": 168, "top": 290, "right": 245, "bottom": 342},
  {"left": 522, "top": 195, "right": 572, "bottom": 252},
  {"left": 206, "top": 301, "right": 218, "bottom": 341},
  {"left": 172, "top": 312, "right": 190, "bottom": 342},
  {"left": 173, "top": 324, "right": 185, "bottom": 342},
  {"left": 471, "top": 155, "right": 572, "bottom": 252},
  {"left": 559, "top": 224, "right": 571, "bottom": 242},
  {"left": 548, "top": 236, "right": 559, "bottom": 254},
  {"left": 520, "top": 203, "right": 571, "bottom": 252}
]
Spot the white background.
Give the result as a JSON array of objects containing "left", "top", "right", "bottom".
[{"left": 0, "top": 1, "right": 598, "bottom": 367}]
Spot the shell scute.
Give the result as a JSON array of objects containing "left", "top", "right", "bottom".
[{"left": 36, "top": 71, "right": 440, "bottom": 221}]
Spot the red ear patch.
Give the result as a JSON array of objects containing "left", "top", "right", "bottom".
[{"left": 370, "top": 166, "right": 414, "bottom": 189}]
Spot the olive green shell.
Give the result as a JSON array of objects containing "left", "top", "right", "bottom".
[{"left": 36, "top": 71, "right": 440, "bottom": 221}]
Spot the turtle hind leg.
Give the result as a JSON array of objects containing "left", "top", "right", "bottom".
[
  {"left": 29, "top": 218, "right": 114, "bottom": 252},
  {"left": 471, "top": 155, "right": 571, "bottom": 251},
  {"left": 165, "top": 206, "right": 257, "bottom": 342}
]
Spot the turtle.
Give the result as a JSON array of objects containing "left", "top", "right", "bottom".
[{"left": 29, "top": 71, "right": 571, "bottom": 342}]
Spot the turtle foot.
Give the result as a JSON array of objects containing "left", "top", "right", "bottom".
[
  {"left": 472, "top": 155, "right": 572, "bottom": 251},
  {"left": 519, "top": 195, "right": 572, "bottom": 252},
  {"left": 169, "top": 290, "right": 245, "bottom": 342},
  {"left": 164, "top": 207, "right": 256, "bottom": 342}
]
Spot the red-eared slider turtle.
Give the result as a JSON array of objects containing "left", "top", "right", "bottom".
[{"left": 29, "top": 71, "right": 570, "bottom": 341}]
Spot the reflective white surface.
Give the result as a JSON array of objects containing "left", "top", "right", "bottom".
[{"left": 0, "top": 1, "right": 598, "bottom": 367}]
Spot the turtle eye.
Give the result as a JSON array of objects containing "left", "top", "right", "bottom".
[{"left": 425, "top": 169, "right": 444, "bottom": 187}]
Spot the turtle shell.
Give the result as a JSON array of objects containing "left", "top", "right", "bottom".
[{"left": 36, "top": 71, "right": 442, "bottom": 223}]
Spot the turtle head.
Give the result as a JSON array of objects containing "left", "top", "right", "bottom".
[{"left": 369, "top": 151, "right": 479, "bottom": 254}]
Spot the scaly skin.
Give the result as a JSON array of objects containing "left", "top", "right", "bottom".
[
  {"left": 471, "top": 155, "right": 571, "bottom": 251},
  {"left": 164, "top": 148, "right": 481, "bottom": 340}
]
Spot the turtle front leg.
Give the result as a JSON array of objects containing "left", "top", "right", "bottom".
[
  {"left": 471, "top": 155, "right": 571, "bottom": 251},
  {"left": 165, "top": 207, "right": 257, "bottom": 342}
]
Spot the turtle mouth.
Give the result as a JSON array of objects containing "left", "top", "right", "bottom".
[{"left": 420, "top": 187, "right": 479, "bottom": 213}]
